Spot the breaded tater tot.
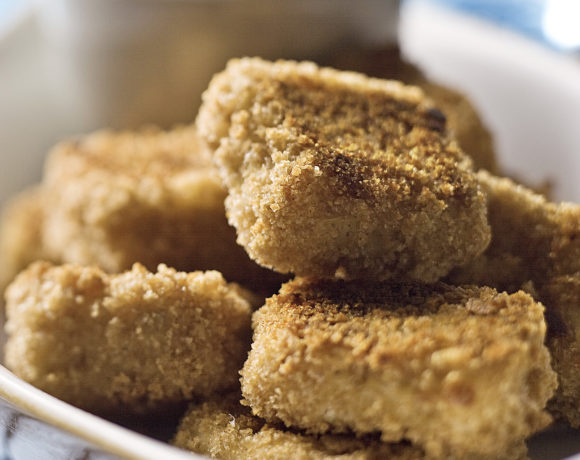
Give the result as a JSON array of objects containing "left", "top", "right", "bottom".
[
  {"left": 41, "top": 125, "right": 286, "bottom": 297},
  {"left": 241, "top": 278, "right": 556, "bottom": 458},
  {"left": 197, "top": 58, "right": 490, "bottom": 282},
  {"left": 172, "top": 392, "right": 529, "bottom": 460},
  {"left": 4, "top": 262, "right": 252, "bottom": 414},
  {"left": 325, "top": 46, "right": 498, "bottom": 173},
  {"left": 448, "top": 170, "right": 580, "bottom": 427}
]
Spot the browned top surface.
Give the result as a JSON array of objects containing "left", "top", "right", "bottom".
[
  {"left": 45, "top": 125, "right": 210, "bottom": 180},
  {"left": 256, "top": 278, "right": 546, "bottom": 370},
  {"left": 201, "top": 58, "right": 478, "bottom": 208}
]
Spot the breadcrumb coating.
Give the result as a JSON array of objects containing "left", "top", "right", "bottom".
[
  {"left": 4, "top": 262, "right": 252, "bottom": 414},
  {"left": 447, "top": 171, "right": 568, "bottom": 291},
  {"left": 41, "top": 125, "right": 286, "bottom": 296},
  {"left": 540, "top": 275, "right": 580, "bottom": 428},
  {"left": 447, "top": 171, "right": 580, "bottom": 427},
  {"left": 0, "top": 186, "right": 54, "bottom": 292},
  {"left": 172, "top": 392, "right": 528, "bottom": 460},
  {"left": 197, "top": 57, "right": 490, "bottom": 282},
  {"left": 172, "top": 392, "right": 425, "bottom": 460},
  {"left": 241, "top": 278, "right": 556, "bottom": 458},
  {"left": 418, "top": 82, "right": 497, "bottom": 173},
  {"left": 324, "top": 46, "right": 498, "bottom": 173}
]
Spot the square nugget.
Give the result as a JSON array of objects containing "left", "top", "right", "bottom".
[
  {"left": 197, "top": 58, "right": 490, "bottom": 282},
  {"left": 42, "top": 125, "right": 285, "bottom": 296},
  {"left": 5, "top": 262, "right": 252, "bottom": 414},
  {"left": 172, "top": 392, "right": 528, "bottom": 460},
  {"left": 173, "top": 392, "right": 428, "bottom": 460},
  {"left": 241, "top": 278, "right": 556, "bottom": 458}
]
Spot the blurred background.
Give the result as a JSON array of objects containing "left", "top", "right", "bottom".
[
  {"left": 428, "top": 0, "right": 580, "bottom": 51},
  {"left": 0, "top": 0, "right": 580, "bottom": 204}
]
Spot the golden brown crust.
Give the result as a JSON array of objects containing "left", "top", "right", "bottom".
[
  {"left": 446, "top": 171, "right": 580, "bottom": 427},
  {"left": 42, "top": 125, "right": 286, "bottom": 297},
  {"left": 241, "top": 278, "right": 555, "bottom": 458},
  {"left": 4, "top": 262, "right": 252, "bottom": 414},
  {"left": 172, "top": 392, "right": 528, "bottom": 460},
  {"left": 324, "top": 46, "right": 498, "bottom": 173},
  {"left": 446, "top": 171, "right": 554, "bottom": 292},
  {"left": 449, "top": 170, "right": 580, "bottom": 289},
  {"left": 418, "top": 82, "right": 497, "bottom": 173},
  {"left": 539, "top": 275, "right": 580, "bottom": 428},
  {"left": 0, "top": 186, "right": 54, "bottom": 292},
  {"left": 172, "top": 392, "right": 427, "bottom": 460},
  {"left": 197, "top": 57, "right": 490, "bottom": 282}
]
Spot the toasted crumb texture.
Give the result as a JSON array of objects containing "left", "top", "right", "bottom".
[
  {"left": 172, "top": 393, "right": 528, "bottom": 460},
  {"left": 42, "top": 125, "right": 286, "bottom": 296},
  {"left": 418, "top": 82, "right": 497, "bottom": 172},
  {"left": 4, "top": 262, "right": 252, "bottom": 414},
  {"left": 241, "top": 278, "right": 556, "bottom": 458},
  {"left": 447, "top": 171, "right": 580, "bottom": 427},
  {"left": 172, "top": 392, "right": 425, "bottom": 460},
  {"left": 449, "top": 170, "right": 580, "bottom": 287},
  {"left": 324, "top": 46, "right": 498, "bottom": 173},
  {"left": 0, "top": 187, "right": 54, "bottom": 292},
  {"left": 197, "top": 57, "right": 490, "bottom": 282},
  {"left": 447, "top": 171, "right": 572, "bottom": 291},
  {"left": 538, "top": 276, "right": 580, "bottom": 428}
]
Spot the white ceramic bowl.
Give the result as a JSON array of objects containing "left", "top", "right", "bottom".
[{"left": 0, "top": 1, "right": 580, "bottom": 459}]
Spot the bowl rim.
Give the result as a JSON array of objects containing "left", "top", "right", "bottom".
[{"left": 0, "top": 365, "right": 202, "bottom": 460}]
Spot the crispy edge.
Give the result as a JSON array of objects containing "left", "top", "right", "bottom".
[
  {"left": 41, "top": 126, "right": 286, "bottom": 296},
  {"left": 197, "top": 57, "right": 489, "bottom": 282},
  {"left": 0, "top": 186, "right": 52, "bottom": 293},
  {"left": 4, "top": 262, "right": 253, "bottom": 414},
  {"left": 241, "top": 278, "right": 555, "bottom": 458}
]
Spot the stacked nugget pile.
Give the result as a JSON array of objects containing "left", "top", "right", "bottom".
[
  {"left": 1, "top": 56, "right": 579, "bottom": 459},
  {"left": 175, "top": 58, "right": 561, "bottom": 459},
  {"left": 0, "top": 126, "right": 282, "bottom": 413},
  {"left": 0, "top": 125, "right": 286, "bottom": 297},
  {"left": 5, "top": 262, "right": 255, "bottom": 413}
]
